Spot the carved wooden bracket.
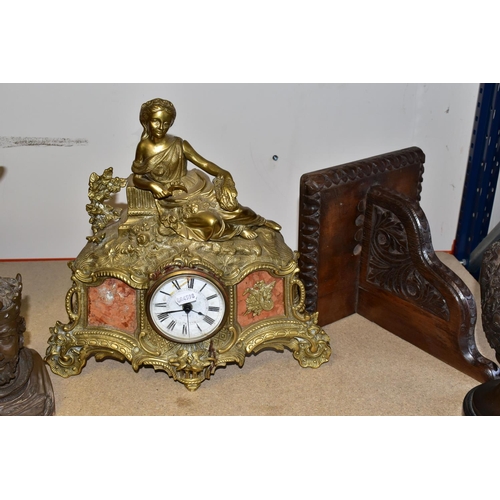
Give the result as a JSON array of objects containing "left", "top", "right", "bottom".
[{"left": 299, "top": 147, "right": 500, "bottom": 383}]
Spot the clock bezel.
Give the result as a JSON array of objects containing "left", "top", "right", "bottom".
[{"left": 145, "top": 268, "right": 229, "bottom": 344}]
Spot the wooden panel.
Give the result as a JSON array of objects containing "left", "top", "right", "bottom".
[{"left": 298, "top": 147, "right": 425, "bottom": 325}]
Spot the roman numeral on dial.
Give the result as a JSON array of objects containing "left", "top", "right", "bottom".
[
  {"left": 157, "top": 312, "right": 170, "bottom": 322},
  {"left": 203, "top": 315, "right": 215, "bottom": 325}
]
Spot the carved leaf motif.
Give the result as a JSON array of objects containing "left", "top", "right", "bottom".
[
  {"left": 86, "top": 168, "right": 127, "bottom": 236},
  {"left": 168, "top": 348, "right": 214, "bottom": 375},
  {"left": 366, "top": 205, "right": 449, "bottom": 320},
  {"left": 243, "top": 280, "right": 276, "bottom": 316}
]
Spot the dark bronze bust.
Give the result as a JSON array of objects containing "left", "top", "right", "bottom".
[
  {"left": 463, "top": 240, "right": 500, "bottom": 415},
  {"left": 0, "top": 274, "right": 55, "bottom": 416}
]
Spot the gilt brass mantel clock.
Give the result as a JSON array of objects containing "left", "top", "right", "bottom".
[{"left": 45, "top": 98, "right": 331, "bottom": 391}]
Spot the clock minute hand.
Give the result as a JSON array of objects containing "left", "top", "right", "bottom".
[
  {"left": 189, "top": 309, "right": 205, "bottom": 316},
  {"left": 186, "top": 312, "right": 191, "bottom": 338}
]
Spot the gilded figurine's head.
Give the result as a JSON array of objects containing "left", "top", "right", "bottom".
[
  {"left": 140, "top": 98, "right": 177, "bottom": 140},
  {"left": 0, "top": 275, "right": 25, "bottom": 386}
]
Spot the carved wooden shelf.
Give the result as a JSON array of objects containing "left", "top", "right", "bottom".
[{"left": 299, "top": 147, "right": 500, "bottom": 383}]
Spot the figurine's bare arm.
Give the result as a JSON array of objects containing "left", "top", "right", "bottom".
[
  {"left": 133, "top": 174, "right": 171, "bottom": 199},
  {"left": 182, "top": 140, "right": 238, "bottom": 210},
  {"left": 182, "top": 140, "right": 229, "bottom": 176}
]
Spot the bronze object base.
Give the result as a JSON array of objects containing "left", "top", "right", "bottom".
[
  {"left": 0, "top": 348, "right": 55, "bottom": 416},
  {"left": 463, "top": 378, "right": 500, "bottom": 416}
]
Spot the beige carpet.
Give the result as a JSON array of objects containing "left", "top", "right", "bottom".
[{"left": 0, "top": 253, "right": 495, "bottom": 416}]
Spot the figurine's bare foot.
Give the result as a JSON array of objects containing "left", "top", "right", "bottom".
[
  {"left": 265, "top": 220, "right": 282, "bottom": 231},
  {"left": 240, "top": 228, "right": 258, "bottom": 239}
]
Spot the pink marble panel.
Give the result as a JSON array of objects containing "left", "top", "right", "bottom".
[
  {"left": 237, "top": 271, "right": 285, "bottom": 328},
  {"left": 88, "top": 278, "right": 137, "bottom": 334}
]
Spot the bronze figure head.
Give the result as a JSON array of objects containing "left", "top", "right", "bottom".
[{"left": 139, "top": 98, "right": 177, "bottom": 140}]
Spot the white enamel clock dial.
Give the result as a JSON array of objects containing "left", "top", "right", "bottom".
[{"left": 146, "top": 270, "right": 228, "bottom": 343}]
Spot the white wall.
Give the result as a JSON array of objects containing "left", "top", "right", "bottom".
[{"left": 0, "top": 83, "right": 479, "bottom": 260}]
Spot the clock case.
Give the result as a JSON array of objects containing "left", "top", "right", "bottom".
[{"left": 46, "top": 170, "right": 331, "bottom": 391}]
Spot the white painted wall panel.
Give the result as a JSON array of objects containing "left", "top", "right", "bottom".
[{"left": 0, "top": 83, "right": 479, "bottom": 259}]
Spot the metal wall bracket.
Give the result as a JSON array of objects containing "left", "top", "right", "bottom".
[{"left": 454, "top": 84, "right": 500, "bottom": 278}]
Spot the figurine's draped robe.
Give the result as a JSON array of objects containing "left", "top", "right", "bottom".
[{"left": 132, "top": 137, "right": 267, "bottom": 241}]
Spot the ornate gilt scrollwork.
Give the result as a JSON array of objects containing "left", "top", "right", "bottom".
[{"left": 46, "top": 169, "right": 330, "bottom": 391}]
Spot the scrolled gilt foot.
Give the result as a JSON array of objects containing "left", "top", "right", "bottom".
[
  {"left": 286, "top": 311, "right": 332, "bottom": 368},
  {"left": 45, "top": 323, "right": 87, "bottom": 378},
  {"left": 167, "top": 347, "right": 216, "bottom": 391},
  {"left": 291, "top": 321, "right": 332, "bottom": 369}
]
